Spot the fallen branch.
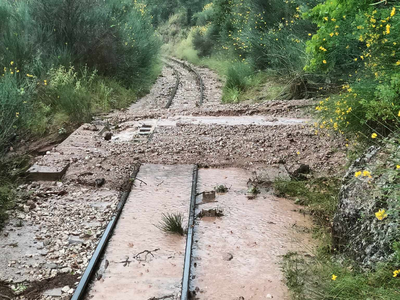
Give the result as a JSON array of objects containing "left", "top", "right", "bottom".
[
  {"left": 156, "top": 181, "right": 164, "bottom": 187},
  {"left": 134, "top": 178, "right": 147, "bottom": 186},
  {"left": 119, "top": 257, "right": 132, "bottom": 267},
  {"left": 133, "top": 248, "right": 160, "bottom": 261}
]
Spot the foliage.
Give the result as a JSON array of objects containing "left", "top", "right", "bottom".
[
  {"left": 283, "top": 252, "right": 400, "bottom": 300},
  {"left": 157, "top": 212, "right": 185, "bottom": 236},
  {"left": 0, "top": 0, "right": 160, "bottom": 153},
  {"left": 274, "top": 177, "right": 340, "bottom": 226},
  {"left": 0, "top": 71, "right": 35, "bottom": 151},
  {"left": 307, "top": 1, "right": 400, "bottom": 136}
]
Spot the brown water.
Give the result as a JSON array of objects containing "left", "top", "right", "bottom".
[
  {"left": 191, "top": 168, "right": 314, "bottom": 300},
  {"left": 87, "top": 164, "right": 194, "bottom": 300}
]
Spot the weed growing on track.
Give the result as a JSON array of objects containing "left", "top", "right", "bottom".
[
  {"left": 157, "top": 213, "right": 185, "bottom": 236},
  {"left": 214, "top": 184, "right": 228, "bottom": 193}
]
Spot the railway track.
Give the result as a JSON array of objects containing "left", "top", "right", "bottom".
[
  {"left": 166, "top": 57, "right": 204, "bottom": 107},
  {"left": 71, "top": 165, "right": 313, "bottom": 300},
  {"left": 163, "top": 63, "right": 180, "bottom": 109}
]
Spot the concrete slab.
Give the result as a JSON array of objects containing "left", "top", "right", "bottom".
[
  {"left": 87, "top": 164, "right": 194, "bottom": 300},
  {"left": 27, "top": 163, "right": 70, "bottom": 181}
]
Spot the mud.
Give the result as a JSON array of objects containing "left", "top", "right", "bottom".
[
  {"left": 87, "top": 164, "right": 194, "bottom": 300},
  {"left": 190, "top": 168, "right": 315, "bottom": 299},
  {"left": 0, "top": 58, "right": 346, "bottom": 299}
]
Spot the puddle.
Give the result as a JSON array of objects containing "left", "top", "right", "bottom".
[
  {"left": 190, "top": 168, "right": 315, "bottom": 300},
  {"left": 162, "top": 116, "right": 310, "bottom": 126},
  {"left": 87, "top": 164, "right": 194, "bottom": 300}
]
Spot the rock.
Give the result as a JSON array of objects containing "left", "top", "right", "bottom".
[
  {"left": 95, "top": 178, "right": 106, "bottom": 188},
  {"left": 292, "top": 164, "right": 310, "bottom": 180},
  {"left": 222, "top": 253, "right": 233, "bottom": 261},
  {"left": 266, "top": 294, "right": 273, "bottom": 299},
  {"left": 61, "top": 286, "right": 70, "bottom": 293},
  {"left": 104, "top": 132, "right": 113, "bottom": 141},
  {"left": 23, "top": 205, "right": 30, "bottom": 213},
  {"left": 333, "top": 144, "right": 399, "bottom": 266},
  {"left": 43, "top": 288, "right": 62, "bottom": 297},
  {"left": 68, "top": 236, "right": 85, "bottom": 245},
  {"left": 60, "top": 267, "right": 72, "bottom": 274}
]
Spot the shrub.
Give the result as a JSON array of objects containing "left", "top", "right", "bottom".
[
  {"left": 0, "top": 70, "right": 34, "bottom": 152},
  {"left": 311, "top": 2, "right": 400, "bottom": 136},
  {"left": 192, "top": 26, "right": 215, "bottom": 57},
  {"left": 225, "top": 62, "right": 253, "bottom": 91}
]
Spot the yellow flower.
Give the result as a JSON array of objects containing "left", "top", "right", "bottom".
[
  {"left": 375, "top": 209, "right": 388, "bottom": 221},
  {"left": 398, "top": 110, "right": 400, "bottom": 117},
  {"left": 396, "top": 165, "right": 400, "bottom": 169},
  {"left": 15, "top": 112, "right": 19, "bottom": 118},
  {"left": 10, "top": 61, "right": 14, "bottom": 66},
  {"left": 332, "top": 274, "right": 337, "bottom": 281},
  {"left": 363, "top": 170, "right": 372, "bottom": 178},
  {"left": 386, "top": 24, "right": 391, "bottom": 34},
  {"left": 296, "top": 151, "right": 300, "bottom": 155},
  {"left": 323, "top": 60, "right": 327, "bottom": 64},
  {"left": 394, "top": 269, "right": 400, "bottom": 277},
  {"left": 391, "top": 7, "right": 396, "bottom": 17},
  {"left": 355, "top": 171, "right": 362, "bottom": 178},
  {"left": 371, "top": 133, "right": 377, "bottom": 139}
]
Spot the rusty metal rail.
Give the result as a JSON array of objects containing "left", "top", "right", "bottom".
[
  {"left": 71, "top": 165, "right": 141, "bottom": 300},
  {"left": 180, "top": 165, "right": 198, "bottom": 300},
  {"left": 167, "top": 57, "right": 204, "bottom": 106},
  {"left": 163, "top": 62, "right": 180, "bottom": 109}
]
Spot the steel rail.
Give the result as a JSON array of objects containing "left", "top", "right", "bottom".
[
  {"left": 163, "top": 62, "right": 180, "bottom": 109},
  {"left": 180, "top": 165, "right": 199, "bottom": 300},
  {"left": 71, "top": 164, "right": 141, "bottom": 300},
  {"left": 167, "top": 57, "right": 204, "bottom": 106}
]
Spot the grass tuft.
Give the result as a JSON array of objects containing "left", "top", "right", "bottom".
[{"left": 157, "top": 212, "right": 185, "bottom": 236}]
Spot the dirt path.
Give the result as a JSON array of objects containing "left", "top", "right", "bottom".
[{"left": 0, "top": 58, "right": 346, "bottom": 299}]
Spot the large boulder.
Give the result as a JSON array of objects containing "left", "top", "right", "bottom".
[{"left": 333, "top": 142, "right": 400, "bottom": 267}]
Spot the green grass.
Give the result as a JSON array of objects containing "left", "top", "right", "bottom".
[
  {"left": 274, "top": 177, "right": 340, "bottom": 225},
  {"left": 283, "top": 252, "right": 400, "bottom": 300},
  {"left": 275, "top": 175, "right": 400, "bottom": 299},
  {"left": 157, "top": 213, "right": 185, "bottom": 236}
]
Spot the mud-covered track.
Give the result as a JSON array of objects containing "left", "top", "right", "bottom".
[
  {"left": 167, "top": 57, "right": 204, "bottom": 106},
  {"left": 71, "top": 166, "right": 140, "bottom": 300}
]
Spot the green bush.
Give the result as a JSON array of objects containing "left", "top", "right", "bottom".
[
  {"left": 192, "top": 26, "right": 215, "bottom": 57},
  {"left": 225, "top": 62, "right": 253, "bottom": 91},
  {"left": 0, "top": 71, "right": 34, "bottom": 152},
  {"left": 0, "top": 0, "right": 161, "bottom": 152},
  {"left": 310, "top": 1, "right": 400, "bottom": 136}
]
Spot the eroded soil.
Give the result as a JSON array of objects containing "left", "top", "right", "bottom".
[{"left": 0, "top": 58, "right": 346, "bottom": 299}]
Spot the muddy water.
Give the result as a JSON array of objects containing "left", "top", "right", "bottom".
[
  {"left": 191, "top": 168, "right": 314, "bottom": 300},
  {"left": 112, "top": 116, "right": 310, "bottom": 143},
  {"left": 87, "top": 164, "right": 194, "bottom": 300}
]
